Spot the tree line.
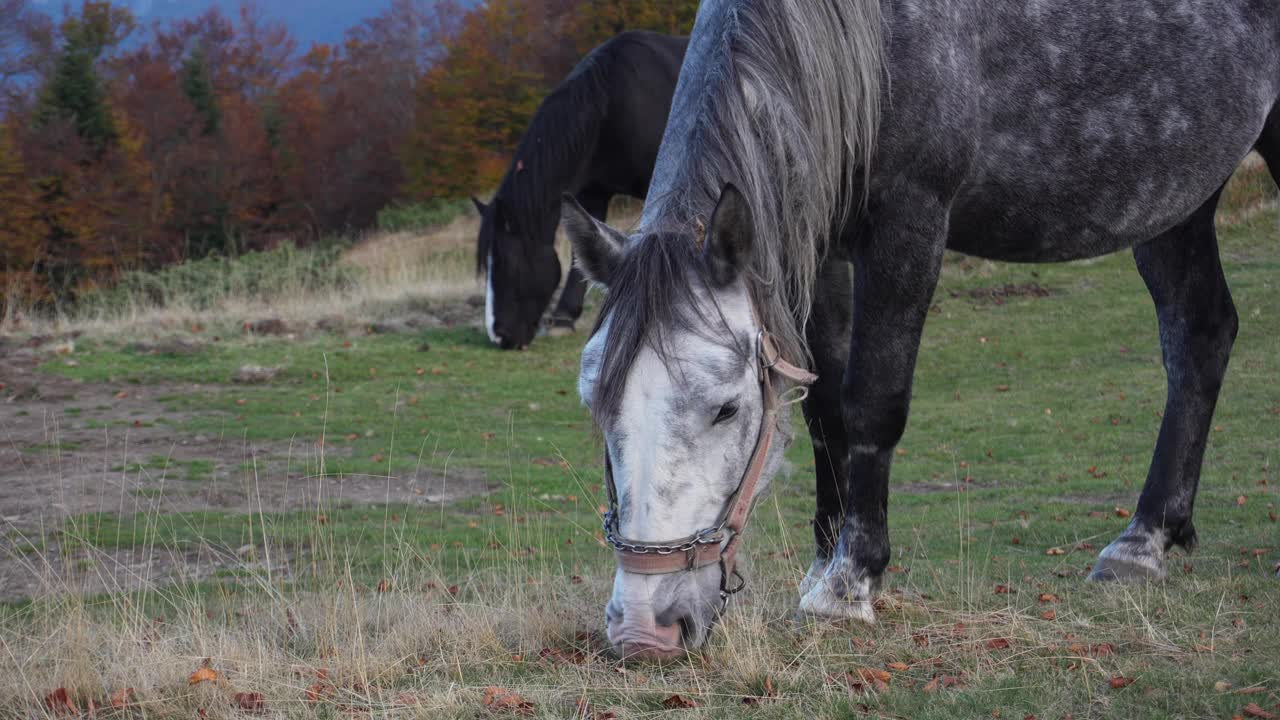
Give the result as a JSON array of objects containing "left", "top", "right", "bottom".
[{"left": 0, "top": 0, "right": 696, "bottom": 307}]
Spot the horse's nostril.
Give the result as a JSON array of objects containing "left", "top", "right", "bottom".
[{"left": 674, "top": 618, "right": 693, "bottom": 645}]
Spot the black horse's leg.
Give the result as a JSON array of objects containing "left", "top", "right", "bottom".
[
  {"left": 1091, "top": 190, "right": 1235, "bottom": 580},
  {"left": 799, "top": 203, "right": 946, "bottom": 621},
  {"left": 799, "top": 258, "right": 855, "bottom": 598},
  {"left": 549, "top": 188, "right": 610, "bottom": 332}
]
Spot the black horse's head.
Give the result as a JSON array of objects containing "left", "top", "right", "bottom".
[{"left": 474, "top": 196, "right": 562, "bottom": 350}]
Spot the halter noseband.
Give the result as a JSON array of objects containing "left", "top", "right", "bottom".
[{"left": 601, "top": 308, "right": 817, "bottom": 609}]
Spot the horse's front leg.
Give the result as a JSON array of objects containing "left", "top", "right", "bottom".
[
  {"left": 798, "top": 258, "right": 854, "bottom": 599},
  {"left": 550, "top": 188, "right": 611, "bottom": 334},
  {"left": 1091, "top": 191, "right": 1235, "bottom": 580},
  {"left": 799, "top": 202, "right": 946, "bottom": 623}
]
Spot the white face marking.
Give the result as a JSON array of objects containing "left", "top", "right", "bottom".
[
  {"left": 485, "top": 248, "right": 499, "bottom": 345},
  {"left": 581, "top": 279, "right": 782, "bottom": 545}
]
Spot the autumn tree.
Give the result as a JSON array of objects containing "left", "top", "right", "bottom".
[
  {"left": 569, "top": 0, "right": 699, "bottom": 53},
  {"left": 403, "top": 0, "right": 699, "bottom": 201},
  {"left": 17, "top": 1, "right": 157, "bottom": 302},
  {"left": 0, "top": 120, "right": 44, "bottom": 308}
]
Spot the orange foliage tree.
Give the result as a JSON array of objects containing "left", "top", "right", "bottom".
[
  {"left": 0, "top": 120, "right": 44, "bottom": 306},
  {"left": 2, "top": 0, "right": 702, "bottom": 306},
  {"left": 402, "top": 0, "right": 699, "bottom": 201}
]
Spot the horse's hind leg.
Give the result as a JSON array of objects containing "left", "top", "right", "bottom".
[
  {"left": 1091, "top": 189, "right": 1237, "bottom": 581},
  {"left": 549, "top": 188, "right": 610, "bottom": 333},
  {"left": 1251, "top": 103, "right": 1280, "bottom": 187}
]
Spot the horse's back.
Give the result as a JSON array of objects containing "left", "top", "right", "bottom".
[
  {"left": 589, "top": 32, "right": 689, "bottom": 198},
  {"left": 875, "top": 0, "right": 1280, "bottom": 261}
]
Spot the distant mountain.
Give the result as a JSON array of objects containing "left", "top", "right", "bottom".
[{"left": 35, "top": 0, "right": 398, "bottom": 48}]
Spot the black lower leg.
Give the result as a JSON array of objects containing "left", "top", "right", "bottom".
[
  {"left": 828, "top": 201, "right": 947, "bottom": 598},
  {"left": 1093, "top": 191, "right": 1236, "bottom": 580},
  {"left": 803, "top": 259, "right": 854, "bottom": 559}
]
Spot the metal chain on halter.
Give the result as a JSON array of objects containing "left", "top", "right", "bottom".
[{"left": 602, "top": 510, "right": 725, "bottom": 556}]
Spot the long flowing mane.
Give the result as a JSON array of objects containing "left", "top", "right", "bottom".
[
  {"left": 476, "top": 36, "right": 626, "bottom": 267},
  {"left": 593, "top": 0, "right": 884, "bottom": 419}
]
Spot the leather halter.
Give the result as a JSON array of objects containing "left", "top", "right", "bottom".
[{"left": 601, "top": 309, "right": 817, "bottom": 607}]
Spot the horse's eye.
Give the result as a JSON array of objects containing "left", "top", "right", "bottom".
[{"left": 713, "top": 402, "right": 739, "bottom": 425}]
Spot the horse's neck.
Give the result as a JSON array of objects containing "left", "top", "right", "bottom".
[{"left": 507, "top": 87, "right": 608, "bottom": 243}]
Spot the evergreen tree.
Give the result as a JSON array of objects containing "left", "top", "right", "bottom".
[
  {"left": 181, "top": 44, "right": 220, "bottom": 136},
  {"left": 33, "top": 30, "right": 116, "bottom": 153}
]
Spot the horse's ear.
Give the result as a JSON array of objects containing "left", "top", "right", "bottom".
[
  {"left": 704, "top": 183, "right": 754, "bottom": 288},
  {"left": 471, "top": 196, "right": 487, "bottom": 215},
  {"left": 561, "top": 194, "right": 624, "bottom": 286}
]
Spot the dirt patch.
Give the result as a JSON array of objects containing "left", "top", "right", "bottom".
[
  {"left": 896, "top": 477, "right": 992, "bottom": 494},
  {"left": 0, "top": 347, "right": 496, "bottom": 599},
  {"left": 949, "top": 282, "right": 1053, "bottom": 305},
  {"left": 0, "top": 353, "right": 491, "bottom": 532},
  {"left": 0, "top": 355, "right": 495, "bottom": 532}
]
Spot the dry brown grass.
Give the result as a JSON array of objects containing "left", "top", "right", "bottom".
[{"left": 3, "top": 510, "right": 1268, "bottom": 720}]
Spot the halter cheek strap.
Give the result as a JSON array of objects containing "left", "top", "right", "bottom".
[{"left": 601, "top": 311, "right": 817, "bottom": 606}]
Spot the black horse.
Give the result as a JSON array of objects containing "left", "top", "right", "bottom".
[
  {"left": 474, "top": 30, "right": 687, "bottom": 350},
  {"left": 563, "top": 0, "right": 1280, "bottom": 660}
]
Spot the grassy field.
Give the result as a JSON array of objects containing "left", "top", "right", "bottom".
[{"left": 1, "top": 176, "right": 1278, "bottom": 718}]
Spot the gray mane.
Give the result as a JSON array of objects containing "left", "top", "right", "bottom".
[{"left": 637, "top": 0, "right": 884, "bottom": 368}]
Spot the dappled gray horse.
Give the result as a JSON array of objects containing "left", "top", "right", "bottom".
[{"left": 563, "top": 0, "right": 1280, "bottom": 660}]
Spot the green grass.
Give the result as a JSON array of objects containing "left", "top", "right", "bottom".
[
  {"left": 77, "top": 241, "right": 361, "bottom": 314},
  {"left": 2, "top": 213, "right": 1277, "bottom": 718},
  {"left": 376, "top": 198, "right": 475, "bottom": 232}
]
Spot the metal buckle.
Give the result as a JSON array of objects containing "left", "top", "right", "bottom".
[
  {"left": 757, "top": 330, "right": 779, "bottom": 372},
  {"left": 717, "top": 556, "right": 746, "bottom": 613}
]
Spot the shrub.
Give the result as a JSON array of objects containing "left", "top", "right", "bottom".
[
  {"left": 79, "top": 241, "right": 361, "bottom": 313},
  {"left": 376, "top": 198, "right": 473, "bottom": 232}
]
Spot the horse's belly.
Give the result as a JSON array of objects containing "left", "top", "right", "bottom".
[{"left": 943, "top": 169, "right": 1229, "bottom": 262}]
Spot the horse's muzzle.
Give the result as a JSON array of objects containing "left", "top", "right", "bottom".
[{"left": 607, "top": 620, "right": 684, "bottom": 662}]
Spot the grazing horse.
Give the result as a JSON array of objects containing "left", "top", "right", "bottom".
[
  {"left": 562, "top": 0, "right": 1280, "bottom": 660},
  {"left": 475, "top": 30, "right": 687, "bottom": 350}
]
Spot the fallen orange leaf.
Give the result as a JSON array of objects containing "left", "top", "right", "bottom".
[
  {"left": 305, "top": 683, "right": 335, "bottom": 703},
  {"left": 986, "top": 638, "right": 1011, "bottom": 650},
  {"left": 1242, "top": 703, "right": 1277, "bottom": 719},
  {"left": 1109, "top": 676, "right": 1136, "bottom": 689},
  {"left": 858, "top": 668, "right": 892, "bottom": 684},
  {"left": 109, "top": 687, "right": 135, "bottom": 708},
  {"left": 188, "top": 666, "right": 219, "bottom": 685},
  {"left": 661, "top": 694, "right": 701, "bottom": 709},
  {"left": 234, "top": 692, "right": 266, "bottom": 714},
  {"left": 483, "top": 686, "right": 535, "bottom": 715},
  {"left": 44, "top": 688, "right": 78, "bottom": 715},
  {"left": 1041, "top": 609, "right": 1058, "bottom": 620}
]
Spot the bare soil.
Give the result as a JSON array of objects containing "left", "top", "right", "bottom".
[{"left": 0, "top": 339, "right": 495, "bottom": 601}]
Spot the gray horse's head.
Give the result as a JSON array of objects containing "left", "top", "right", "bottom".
[{"left": 564, "top": 185, "right": 794, "bottom": 661}]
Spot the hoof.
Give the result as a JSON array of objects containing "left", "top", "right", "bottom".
[
  {"left": 1089, "top": 535, "right": 1166, "bottom": 582},
  {"left": 798, "top": 558, "right": 827, "bottom": 598},
  {"left": 797, "top": 559, "right": 876, "bottom": 624}
]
